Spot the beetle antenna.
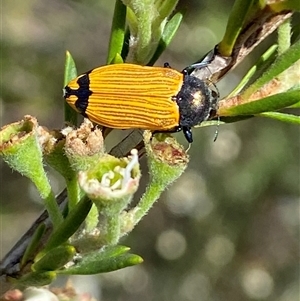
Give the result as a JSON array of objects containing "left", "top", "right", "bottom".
[
  {"left": 189, "top": 48, "right": 216, "bottom": 70},
  {"left": 186, "top": 143, "right": 192, "bottom": 152},
  {"left": 213, "top": 116, "right": 220, "bottom": 142}
]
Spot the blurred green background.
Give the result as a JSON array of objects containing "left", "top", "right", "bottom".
[{"left": 1, "top": 1, "right": 299, "bottom": 300}]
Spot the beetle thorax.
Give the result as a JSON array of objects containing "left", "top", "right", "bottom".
[{"left": 176, "top": 75, "right": 218, "bottom": 127}]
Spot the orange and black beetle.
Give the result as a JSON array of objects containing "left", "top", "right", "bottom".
[{"left": 64, "top": 62, "right": 218, "bottom": 143}]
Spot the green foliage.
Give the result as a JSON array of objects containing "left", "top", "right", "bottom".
[
  {"left": 41, "top": 196, "right": 92, "bottom": 254},
  {"left": 64, "top": 51, "right": 78, "bottom": 126},
  {"left": 219, "top": 0, "right": 258, "bottom": 56},
  {"left": 106, "top": 0, "right": 127, "bottom": 64},
  {"left": 15, "top": 271, "right": 56, "bottom": 288},
  {"left": 57, "top": 245, "right": 143, "bottom": 275},
  {"left": 224, "top": 90, "right": 300, "bottom": 117},
  {"left": 219, "top": 30, "right": 300, "bottom": 124},
  {"left": 242, "top": 39, "right": 300, "bottom": 99},
  {"left": 32, "top": 245, "right": 76, "bottom": 272}
]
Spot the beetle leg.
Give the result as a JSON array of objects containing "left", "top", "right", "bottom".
[
  {"left": 182, "top": 127, "right": 193, "bottom": 143},
  {"left": 152, "top": 125, "right": 182, "bottom": 140},
  {"left": 152, "top": 126, "right": 193, "bottom": 144},
  {"left": 182, "top": 46, "right": 217, "bottom": 74},
  {"left": 172, "top": 126, "right": 182, "bottom": 133}
]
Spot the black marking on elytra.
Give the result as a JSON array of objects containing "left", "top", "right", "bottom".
[{"left": 64, "top": 70, "right": 93, "bottom": 117}]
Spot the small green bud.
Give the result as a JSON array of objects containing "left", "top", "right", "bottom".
[
  {"left": 0, "top": 116, "right": 48, "bottom": 197},
  {"left": 121, "top": 131, "right": 189, "bottom": 233},
  {"left": 0, "top": 115, "right": 63, "bottom": 225},
  {"left": 144, "top": 130, "right": 189, "bottom": 184},
  {"left": 64, "top": 119, "right": 105, "bottom": 172}
]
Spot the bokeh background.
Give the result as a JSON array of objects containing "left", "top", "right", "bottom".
[{"left": 1, "top": 1, "right": 299, "bottom": 300}]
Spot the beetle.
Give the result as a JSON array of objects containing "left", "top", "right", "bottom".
[{"left": 63, "top": 62, "right": 219, "bottom": 143}]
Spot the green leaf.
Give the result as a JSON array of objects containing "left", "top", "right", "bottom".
[
  {"left": 223, "top": 90, "right": 300, "bottom": 116},
  {"left": 219, "top": 116, "right": 253, "bottom": 124},
  {"left": 259, "top": 112, "right": 300, "bottom": 124},
  {"left": 228, "top": 44, "right": 278, "bottom": 97},
  {"left": 277, "top": 18, "right": 291, "bottom": 55},
  {"left": 289, "top": 101, "right": 300, "bottom": 108},
  {"left": 148, "top": 12, "right": 183, "bottom": 66},
  {"left": 32, "top": 245, "right": 76, "bottom": 272},
  {"left": 107, "top": 0, "right": 127, "bottom": 64},
  {"left": 269, "top": 0, "right": 300, "bottom": 12},
  {"left": 64, "top": 51, "right": 78, "bottom": 126},
  {"left": 42, "top": 196, "right": 92, "bottom": 254},
  {"left": 242, "top": 39, "right": 300, "bottom": 99},
  {"left": 125, "top": 6, "right": 138, "bottom": 36},
  {"left": 157, "top": 0, "right": 179, "bottom": 19},
  {"left": 15, "top": 271, "right": 56, "bottom": 288},
  {"left": 57, "top": 245, "right": 143, "bottom": 275},
  {"left": 219, "top": 0, "right": 261, "bottom": 56},
  {"left": 110, "top": 53, "right": 124, "bottom": 64},
  {"left": 64, "top": 51, "right": 77, "bottom": 86}
]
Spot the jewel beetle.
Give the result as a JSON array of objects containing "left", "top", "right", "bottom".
[{"left": 63, "top": 62, "right": 219, "bottom": 143}]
